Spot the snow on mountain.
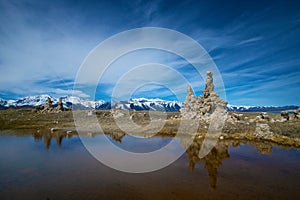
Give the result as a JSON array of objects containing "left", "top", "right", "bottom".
[
  {"left": 62, "top": 96, "right": 98, "bottom": 109},
  {"left": 0, "top": 98, "right": 7, "bottom": 105},
  {"left": 226, "top": 104, "right": 253, "bottom": 112},
  {"left": 226, "top": 104, "right": 299, "bottom": 112},
  {"left": 0, "top": 98, "right": 7, "bottom": 109},
  {"left": 15, "top": 95, "right": 51, "bottom": 107},
  {"left": 1, "top": 95, "right": 51, "bottom": 108},
  {"left": 111, "top": 98, "right": 183, "bottom": 112},
  {"left": 0, "top": 95, "right": 298, "bottom": 112},
  {"left": 0, "top": 95, "right": 182, "bottom": 112}
]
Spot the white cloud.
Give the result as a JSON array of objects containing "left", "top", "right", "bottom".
[{"left": 53, "top": 89, "right": 90, "bottom": 98}]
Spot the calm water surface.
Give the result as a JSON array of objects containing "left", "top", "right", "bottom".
[{"left": 0, "top": 132, "right": 300, "bottom": 200}]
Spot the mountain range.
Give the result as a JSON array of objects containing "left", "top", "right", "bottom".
[{"left": 0, "top": 95, "right": 298, "bottom": 112}]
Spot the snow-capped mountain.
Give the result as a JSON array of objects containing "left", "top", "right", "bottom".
[
  {"left": 0, "top": 95, "right": 298, "bottom": 112},
  {"left": 0, "top": 95, "right": 182, "bottom": 112},
  {"left": 0, "top": 98, "right": 7, "bottom": 110},
  {"left": 0, "top": 95, "right": 104, "bottom": 109},
  {"left": 226, "top": 104, "right": 299, "bottom": 112},
  {"left": 111, "top": 98, "right": 182, "bottom": 112}
]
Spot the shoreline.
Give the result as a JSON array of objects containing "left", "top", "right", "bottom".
[{"left": 1, "top": 108, "right": 300, "bottom": 148}]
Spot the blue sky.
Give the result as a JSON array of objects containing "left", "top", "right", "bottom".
[{"left": 0, "top": 0, "right": 300, "bottom": 106}]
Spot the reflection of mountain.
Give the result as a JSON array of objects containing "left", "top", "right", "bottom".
[{"left": 184, "top": 139, "right": 230, "bottom": 189}]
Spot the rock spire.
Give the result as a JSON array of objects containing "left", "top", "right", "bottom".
[{"left": 180, "top": 71, "right": 227, "bottom": 120}]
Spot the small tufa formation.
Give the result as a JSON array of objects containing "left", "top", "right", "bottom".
[
  {"left": 260, "top": 112, "right": 270, "bottom": 120},
  {"left": 180, "top": 71, "right": 228, "bottom": 121},
  {"left": 254, "top": 123, "right": 274, "bottom": 139},
  {"left": 251, "top": 112, "right": 272, "bottom": 123},
  {"left": 111, "top": 106, "right": 125, "bottom": 119},
  {"left": 293, "top": 108, "right": 300, "bottom": 120},
  {"left": 280, "top": 111, "right": 289, "bottom": 122},
  {"left": 227, "top": 112, "right": 244, "bottom": 124}
]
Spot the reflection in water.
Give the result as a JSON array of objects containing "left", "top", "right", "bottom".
[
  {"left": 253, "top": 142, "right": 272, "bottom": 154},
  {"left": 32, "top": 130, "right": 75, "bottom": 149},
  {"left": 184, "top": 138, "right": 230, "bottom": 189},
  {"left": 182, "top": 138, "right": 274, "bottom": 189},
  {"left": 107, "top": 132, "right": 126, "bottom": 143},
  {"left": 32, "top": 130, "right": 126, "bottom": 149},
  {"left": 1, "top": 132, "right": 299, "bottom": 200},
  {"left": 31, "top": 131, "right": 275, "bottom": 190}
]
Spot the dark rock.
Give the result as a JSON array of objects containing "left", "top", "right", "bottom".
[
  {"left": 281, "top": 111, "right": 289, "bottom": 121},
  {"left": 294, "top": 108, "right": 300, "bottom": 119}
]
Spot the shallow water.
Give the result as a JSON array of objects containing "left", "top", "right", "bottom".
[{"left": 0, "top": 133, "right": 300, "bottom": 200}]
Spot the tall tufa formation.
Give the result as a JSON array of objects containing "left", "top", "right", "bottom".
[
  {"left": 40, "top": 97, "right": 54, "bottom": 113},
  {"left": 36, "top": 97, "right": 67, "bottom": 113},
  {"left": 180, "top": 85, "right": 200, "bottom": 119},
  {"left": 54, "top": 98, "right": 65, "bottom": 112},
  {"left": 45, "top": 97, "right": 53, "bottom": 109},
  {"left": 180, "top": 71, "right": 227, "bottom": 120},
  {"left": 203, "top": 71, "right": 214, "bottom": 98}
]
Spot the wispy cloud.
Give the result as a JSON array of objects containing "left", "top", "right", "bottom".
[{"left": 236, "top": 37, "right": 262, "bottom": 46}]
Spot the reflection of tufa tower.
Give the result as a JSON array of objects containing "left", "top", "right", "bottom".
[
  {"left": 40, "top": 131, "right": 67, "bottom": 149},
  {"left": 43, "top": 132, "right": 52, "bottom": 150},
  {"left": 185, "top": 139, "right": 230, "bottom": 189},
  {"left": 108, "top": 132, "right": 126, "bottom": 143}
]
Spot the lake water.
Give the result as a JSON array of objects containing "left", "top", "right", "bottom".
[{"left": 0, "top": 132, "right": 300, "bottom": 200}]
